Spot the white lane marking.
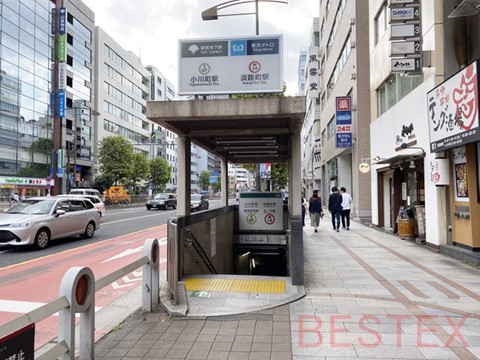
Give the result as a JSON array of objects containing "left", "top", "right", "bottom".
[{"left": 0, "top": 299, "right": 102, "bottom": 314}]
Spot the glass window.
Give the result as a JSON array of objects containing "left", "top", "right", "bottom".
[{"left": 375, "top": 3, "right": 387, "bottom": 44}]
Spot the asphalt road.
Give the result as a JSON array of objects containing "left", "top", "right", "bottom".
[{"left": 0, "top": 199, "right": 223, "bottom": 268}]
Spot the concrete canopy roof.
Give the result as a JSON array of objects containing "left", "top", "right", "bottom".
[{"left": 146, "top": 96, "right": 305, "bottom": 164}]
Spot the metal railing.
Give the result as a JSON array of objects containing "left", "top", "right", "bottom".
[
  {"left": 167, "top": 218, "right": 179, "bottom": 304},
  {"left": 0, "top": 239, "right": 159, "bottom": 360}
]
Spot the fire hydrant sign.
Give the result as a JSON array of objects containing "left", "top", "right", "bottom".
[{"left": 239, "top": 192, "right": 283, "bottom": 231}]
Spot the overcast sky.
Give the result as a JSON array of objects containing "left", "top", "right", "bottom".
[{"left": 81, "top": 0, "right": 318, "bottom": 96}]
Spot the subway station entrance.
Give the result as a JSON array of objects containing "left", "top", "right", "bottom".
[{"left": 146, "top": 96, "right": 305, "bottom": 308}]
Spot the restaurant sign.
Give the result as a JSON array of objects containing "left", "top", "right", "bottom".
[{"left": 427, "top": 60, "right": 480, "bottom": 152}]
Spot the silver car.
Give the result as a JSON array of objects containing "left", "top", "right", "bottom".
[{"left": 0, "top": 196, "right": 101, "bottom": 250}]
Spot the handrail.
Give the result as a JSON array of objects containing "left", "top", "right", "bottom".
[
  {"left": 0, "top": 238, "right": 159, "bottom": 360},
  {"left": 185, "top": 230, "right": 218, "bottom": 275}
]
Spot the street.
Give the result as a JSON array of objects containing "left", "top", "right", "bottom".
[{"left": 0, "top": 199, "right": 222, "bottom": 350}]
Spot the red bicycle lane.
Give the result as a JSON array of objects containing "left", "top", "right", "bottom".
[{"left": 0, "top": 224, "right": 168, "bottom": 349}]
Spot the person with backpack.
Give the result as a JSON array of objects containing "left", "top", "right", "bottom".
[{"left": 308, "top": 190, "right": 323, "bottom": 233}]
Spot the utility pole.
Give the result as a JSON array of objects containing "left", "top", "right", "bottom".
[{"left": 52, "top": 0, "right": 68, "bottom": 194}]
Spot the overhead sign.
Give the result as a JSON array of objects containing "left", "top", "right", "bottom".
[
  {"left": 390, "top": 7, "right": 420, "bottom": 21},
  {"left": 58, "top": 7, "right": 66, "bottom": 34},
  {"left": 58, "top": 62, "right": 67, "bottom": 90},
  {"left": 178, "top": 35, "right": 283, "bottom": 95},
  {"left": 427, "top": 60, "right": 480, "bottom": 152},
  {"left": 390, "top": 23, "right": 421, "bottom": 39},
  {"left": 391, "top": 57, "right": 421, "bottom": 72},
  {"left": 307, "top": 46, "right": 319, "bottom": 99},
  {"left": 58, "top": 89, "right": 65, "bottom": 118},
  {"left": 335, "top": 96, "right": 352, "bottom": 148},
  {"left": 390, "top": 40, "right": 421, "bottom": 55}
]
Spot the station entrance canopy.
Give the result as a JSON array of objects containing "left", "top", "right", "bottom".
[{"left": 146, "top": 97, "right": 305, "bottom": 164}]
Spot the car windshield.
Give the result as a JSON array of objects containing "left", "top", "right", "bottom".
[
  {"left": 154, "top": 194, "right": 168, "bottom": 200},
  {"left": 191, "top": 195, "right": 202, "bottom": 201},
  {"left": 5, "top": 199, "right": 56, "bottom": 215}
]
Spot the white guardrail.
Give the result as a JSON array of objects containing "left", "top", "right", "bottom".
[{"left": 0, "top": 238, "right": 160, "bottom": 360}]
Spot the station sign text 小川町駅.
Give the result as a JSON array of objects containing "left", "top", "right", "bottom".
[
  {"left": 178, "top": 35, "right": 283, "bottom": 95},
  {"left": 427, "top": 60, "right": 480, "bottom": 153}
]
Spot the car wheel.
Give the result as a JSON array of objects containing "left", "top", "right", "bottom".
[
  {"left": 84, "top": 222, "right": 96, "bottom": 239},
  {"left": 206, "top": 203, "right": 209, "bottom": 209},
  {"left": 172, "top": 203, "right": 176, "bottom": 209},
  {"left": 146, "top": 206, "right": 152, "bottom": 210},
  {"left": 34, "top": 228, "right": 50, "bottom": 250}
]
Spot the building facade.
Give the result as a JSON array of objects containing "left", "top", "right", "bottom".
[
  {"left": 304, "top": 0, "right": 372, "bottom": 220},
  {"left": 369, "top": 0, "right": 480, "bottom": 258}
]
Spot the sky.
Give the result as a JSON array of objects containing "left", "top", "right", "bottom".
[{"left": 81, "top": 0, "right": 318, "bottom": 96}]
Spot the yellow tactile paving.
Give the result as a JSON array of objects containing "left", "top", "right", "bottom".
[{"left": 184, "top": 278, "right": 285, "bottom": 294}]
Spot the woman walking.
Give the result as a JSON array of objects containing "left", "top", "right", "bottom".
[{"left": 308, "top": 190, "right": 323, "bottom": 233}]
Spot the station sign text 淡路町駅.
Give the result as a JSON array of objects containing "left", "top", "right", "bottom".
[
  {"left": 178, "top": 35, "right": 283, "bottom": 95},
  {"left": 427, "top": 60, "right": 480, "bottom": 152}
]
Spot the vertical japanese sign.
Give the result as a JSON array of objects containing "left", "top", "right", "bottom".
[
  {"left": 308, "top": 46, "right": 319, "bottom": 98},
  {"left": 335, "top": 96, "right": 352, "bottom": 148},
  {"left": 427, "top": 60, "right": 480, "bottom": 152}
]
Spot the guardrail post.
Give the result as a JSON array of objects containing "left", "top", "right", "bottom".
[
  {"left": 167, "top": 217, "right": 179, "bottom": 304},
  {"left": 143, "top": 238, "right": 159, "bottom": 312},
  {"left": 58, "top": 267, "right": 95, "bottom": 360}
]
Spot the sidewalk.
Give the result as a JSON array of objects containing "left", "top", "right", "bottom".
[{"left": 94, "top": 214, "right": 480, "bottom": 360}]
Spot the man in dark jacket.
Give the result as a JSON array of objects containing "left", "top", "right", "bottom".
[{"left": 328, "top": 186, "right": 343, "bottom": 232}]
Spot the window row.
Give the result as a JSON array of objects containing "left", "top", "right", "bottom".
[
  {"left": 105, "top": 45, "right": 144, "bottom": 82},
  {"left": 103, "top": 101, "right": 149, "bottom": 130},
  {"left": 104, "top": 63, "right": 145, "bottom": 98},
  {"left": 104, "top": 119, "right": 147, "bottom": 144},
  {"left": 104, "top": 82, "right": 145, "bottom": 114}
]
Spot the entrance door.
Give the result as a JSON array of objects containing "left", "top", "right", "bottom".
[{"left": 383, "top": 174, "right": 394, "bottom": 230}]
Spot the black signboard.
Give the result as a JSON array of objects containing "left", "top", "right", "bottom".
[{"left": 0, "top": 324, "right": 35, "bottom": 360}]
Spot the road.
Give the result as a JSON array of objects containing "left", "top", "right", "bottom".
[{"left": 0, "top": 199, "right": 222, "bottom": 349}]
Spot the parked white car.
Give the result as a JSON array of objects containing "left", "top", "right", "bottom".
[{"left": 0, "top": 196, "right": 101, "bottom": 250}]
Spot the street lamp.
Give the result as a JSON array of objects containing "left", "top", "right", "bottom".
[{"left": 202, "top": 0, "right": 288, "bottom": 35}]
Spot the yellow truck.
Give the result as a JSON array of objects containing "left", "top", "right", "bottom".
[{"left": 103, "top": 186, "right": 131, "bottom": 205}]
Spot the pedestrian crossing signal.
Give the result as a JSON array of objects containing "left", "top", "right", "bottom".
[{"left": 151, "top": 132, "right": 156, "bottom": 139}]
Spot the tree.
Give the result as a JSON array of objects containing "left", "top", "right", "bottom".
[
  {"left": 150, "top": 157, "right": 171, "bottom": 192},
  {"left": 271, "top": 162, "right": 289, "bottom": 190},
  {"left": 98, "top": 136, "right": 135, "bottom": 185},
  {"left": 198, "top": 170, "right": 211, "bottom": 191},
  {"left": 91, "top": 175, "right": 111, "bottom": 194},
  {"left": 128, "top": 153, "right": 150, "bottom": 194}
]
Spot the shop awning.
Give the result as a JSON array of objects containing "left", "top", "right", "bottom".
[{"left": 373, "top": 153, "right": 425, "bottom": 166}]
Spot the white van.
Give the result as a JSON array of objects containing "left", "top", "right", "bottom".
[{"left": 70, "top": 188, "right": 101, "bottom": 197}]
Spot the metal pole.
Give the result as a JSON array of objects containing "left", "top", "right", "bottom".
[
  {"left": 74, "top": 106, "right": 77, "bottom": 188},
  {"left": 255, "top": 0, "right": 259, "bottom": 35}
]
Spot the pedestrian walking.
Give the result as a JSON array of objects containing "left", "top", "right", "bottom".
[
  {"left": 340, "top": 187, "right": 352, "bottom": 230},
  {"left": 328, "top": 186, "right": 342, "bottom": 232},
  {"left": 308, "top": 190, "right": 323, "bottom": 233},
  {"left": 301, "top": 192, "right": 308, "bottom": 227}
]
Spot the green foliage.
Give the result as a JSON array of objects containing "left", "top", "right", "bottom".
[
  {"left": 150, "top": 157, "right": 171, "bottom": 192},
  {"left": 92, "top": 175, "right": 111, "bottom": 194},
  {"left": 240, "top": 164, "right": 257, "bottom": 173},
  {"left": 131, "top": 153, "right": 150, "bottom": 184},
  {"left": 271, "top": 162, "right": 289, "bottom": 189},
  {"left": 98, "top": 136, "right": 135, "bottom": 185},
  {"left": 31, "top": 138, "right": 54, "bottom": 153},
  {"left": 198, "top": 170, "right": 211, "bottom": 190},
  {"left": 18, "top": 163, "right": 50, "bottom": 178}
]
